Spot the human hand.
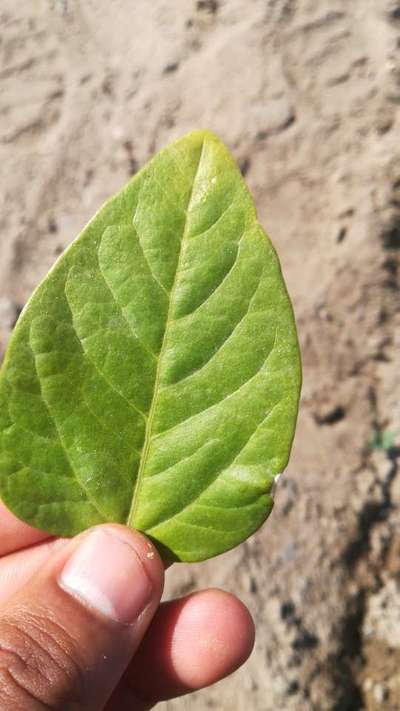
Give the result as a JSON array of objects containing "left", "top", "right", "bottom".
[{"left": 0, "top": 501, "right": 254, "bottom": 709}]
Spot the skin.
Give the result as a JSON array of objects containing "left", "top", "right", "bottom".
[{"left": 0, "top": 500, "right": 255, "bottom": 710}]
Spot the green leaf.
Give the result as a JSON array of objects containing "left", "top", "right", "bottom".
[{"left": 0, "top": 130, "right": 301, "bottom": 562}]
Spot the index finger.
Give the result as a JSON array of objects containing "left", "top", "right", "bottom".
[{"left": 0, "top": 499, "right": 50, "bottom": 557}]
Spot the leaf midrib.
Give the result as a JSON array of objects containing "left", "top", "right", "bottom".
[{"left": 126, "top": 140, "right": 206, "bottom": 527}]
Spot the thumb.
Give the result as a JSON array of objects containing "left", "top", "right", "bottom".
[{"left": 0, "top": 524, "right": 164, "bottom": 710}]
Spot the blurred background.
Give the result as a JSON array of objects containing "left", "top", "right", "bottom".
[{"left": 0, "top": 1, "right": 399, "bottom": 709}]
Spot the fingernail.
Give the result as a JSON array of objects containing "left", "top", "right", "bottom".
[{"left": 59, "top": 528, "right": 153, "bottom": 624}]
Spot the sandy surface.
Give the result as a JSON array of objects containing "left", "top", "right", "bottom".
[{"left": 1, "top": 1, "right": 400, "bottom": 709}]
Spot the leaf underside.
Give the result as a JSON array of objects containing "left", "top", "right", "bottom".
[{"left": 0, "top": 131, "right": 301, "bottom": 562}]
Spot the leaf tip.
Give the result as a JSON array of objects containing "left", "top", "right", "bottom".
[{"left": 179, "top": 128, "right": 227, "bottom": 151}]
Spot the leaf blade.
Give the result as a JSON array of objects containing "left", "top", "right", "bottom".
[{"left": 0, "top": 130, "right": 301, "bottom": 561}]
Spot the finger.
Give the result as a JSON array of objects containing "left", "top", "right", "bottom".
[
  {"left": 111, "top": 588, "right": 255, "bottom": 707},
  {"left": 0, "top": 538, "right": 69, "bottom": 605},
  {"left": 0, "top": 538, "right": 172, "bottom": 607},
  {"left": 0, "top": 524, "right": 164, "bottom": 711},
  {"left": 0, "top": 499, "right": 50, "bottom": 557}
]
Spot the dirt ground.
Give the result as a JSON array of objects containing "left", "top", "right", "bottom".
[{"left": 1, "top": 1, "right": 400, "bottom": 709}]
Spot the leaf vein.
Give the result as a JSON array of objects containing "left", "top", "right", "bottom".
[
  {"left": 7, "top": 463, "right": 76, "bottom": 484},
  {"left": 148, "top": 438, "right": 219, "bottom": 480},
  {"left": 27, "top": 336, "right": 109, "bottom": 521},
  {"left": 156, "top": 328, "right": 278, "bottom": 439},
  {"left": 79, "top": 393, "right": 142, "bottom": 455},
  {"left": 172, "top": 229, "right": 246, "bottom": 324},
  {"left": 189, "top": 185, "right": 242, "bottom": 240},
  {"left": 95, "top": 255, "right": 158, "bottom": 361},
  {"left": 64, "top": 310, "right": 148, "bottom": 422},
  {"left": 148, "top": 399, "right": 281, "bottom": 530},
  {"left": 131, "top": 185, "right": 175, "bottom": 296},
  {"left": 128, "top": 222, "right": 171, "bottom": 298},
  {"left": 170, "top": 263, "right": 265, "bottom": 386}
]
